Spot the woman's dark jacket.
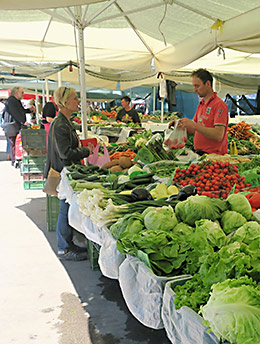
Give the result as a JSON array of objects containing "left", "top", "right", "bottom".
[{"left": 44, "top": 112, "right": 89, "bottom": 178}]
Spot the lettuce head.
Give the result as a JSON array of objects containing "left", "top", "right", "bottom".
[
  {"left": 227, "top": 193, "right": 252, "bottom": 220},
  {"left": 144, "top": 205, "right": 177, "bottom": 231},
  {"left": 175, "top": 195, "right": 227, "bottom": 226},
  {"left": 195, "top": 219, "right": 226, "bottom": 248},
  {"left": 230, "top": 221, "right": 260, "bottom": 245},
  {"left": 201, "top": 276, "right": 260, "bottom": 344},
  {"left": 221, "top": 210, "right": 247, "bottom": 235}
]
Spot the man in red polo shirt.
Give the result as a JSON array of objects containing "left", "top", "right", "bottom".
[{"left": 177, "top": 69, "right": 228, "bottom": 155}]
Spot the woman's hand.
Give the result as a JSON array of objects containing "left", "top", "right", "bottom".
[{"left": 87, "top": 143, "right": 94, "bottom": 155}]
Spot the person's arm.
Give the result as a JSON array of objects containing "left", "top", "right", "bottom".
[
  {"left": 54, "top": 125, "right": 90, "bottom": 161},
  {"left": 178, "top": 118, "right": 225, "bottom": 141},
  {"left": 132, "top": 110, "right": 141, "bottom": 125},
  {"left": 7, "top": 98, "right": 27, "bottom": 124}
]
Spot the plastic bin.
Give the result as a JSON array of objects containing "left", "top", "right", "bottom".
[
  {"left": 87, "top": 240, "right": 100, "bottom": 270},
  {"left": 21, "top": 129, "right": 46, "bottom": 149},
  {"left": 22, "top": 156, "right": 46, "bottom": 174},
  {"left": 23, "top": 180, "right": 45, "bottom": 190},
  {"left": 23, "top": 173, "right": 44, "bottom": 181},
  {"left": 46, "top": 195, "right": 60, "bottom": 231}
]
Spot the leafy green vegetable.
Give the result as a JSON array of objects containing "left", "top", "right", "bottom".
[
  {"left": 174, "top": 274, "right": 211, "bottom": 313},
  {"left": 201, "top": 276, "right": 260, "bottom": 344},
  {"left": 227, "top": 193, "right": 252, "bottom": 220},
  {"left": 144, "top": 205, "right": 177, "bottom": 231},
  {"left": 195, "top": 219, "right": 226, "bottom": 248},
  {"left": 175, "top": 195, "right": 227, "bottom": 226},
  {"left": 142, "top": 206, "right": 157, "bottom": 217},
  {"left": 221, "top": 210, "right": 247, "bottom": 234},
  {"left": 229, "top": 221, "right": 260, "bottom": 245},
  {"left": 109, "top": 212, "right": 144, "bottom": 239}
]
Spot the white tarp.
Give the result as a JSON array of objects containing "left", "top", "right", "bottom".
[
  {"left": 118, "top": 255, "right": 192, "bottom": 330},
  {"left": 98, "top": 228, "right": 125, "bottom": 279}
]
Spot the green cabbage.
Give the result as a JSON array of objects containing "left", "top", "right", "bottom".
[
  {"left": 175, "top": 195, "right": 227, "bottom": 226},
  {"left": 201, "top": 276, "right": 260, "bottom": 344},
  {"left": 230, "top": 221, "right": 260, "bottom": 245},
  {"left": 221, "top": 210, "right": 247, "bottom": 235},
  {"left": 110, "top": 212, "right": 144, "bottom": 239},
  {"left": 173, "top": 222, "right": 194, "bottom": 237},
  {"left": 195, "top": 219, "right": 226, "bottom": 248},
  {"left": 142, "top": 206, "right": 156, "bottom": 217},
  {"left": 144, "top": 205, "right": 177, "bottom": 231},
  {"left": 227, "top": 193, "right": 252, "bottom": 220}
]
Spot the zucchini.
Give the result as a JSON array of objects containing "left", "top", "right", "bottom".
[{"left": 130, "top": 178, "right": 154, "bottom": 185}]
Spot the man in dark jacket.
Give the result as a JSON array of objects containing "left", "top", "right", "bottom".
[{"left": 4, "top": 87, "right": 35, "bottom": 165}]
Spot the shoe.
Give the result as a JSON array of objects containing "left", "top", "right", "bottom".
[
  {"left": 57, "top": 249, "right": 88, "bottom": 261},
  {"left": 69, "top": 243, "right": 88, "bottom": 253}
]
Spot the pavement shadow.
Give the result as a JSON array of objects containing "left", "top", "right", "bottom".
[{"left": 17, "top": 197, "right": 170, "bottom": 344}]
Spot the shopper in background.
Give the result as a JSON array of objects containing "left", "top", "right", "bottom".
[
  {"left": 116, "top": 96, "right": 141, "bottom": 125},
  {"left": 169, "top": 69, "right": 228, "bottom": 155},
  {"left": 44, "top": 86, "right": 93, "bottom": 261},
  {"left": 41, "top": 101, "right": 57, "bottom": 147},
  {"left": 3, "top": 87, "right": 35, "bottom": 166}
]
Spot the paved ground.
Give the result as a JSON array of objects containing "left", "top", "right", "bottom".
[{"left": 0, "top": 129, "right": 170, "bottom": 344}]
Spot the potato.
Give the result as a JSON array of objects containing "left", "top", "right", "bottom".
[
  {"left": 110, "top": 165, "right": 123, "bottom": 173},
  {"left": 102, "top": 159, "right": 120, "bottom": 169},
  {"left": 119, "top": 156, "right": 132, "bottom": 169}
]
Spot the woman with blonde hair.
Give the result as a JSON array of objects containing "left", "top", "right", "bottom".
[{"left": 44, "top": 86, "right": 92, "bottom": 261}]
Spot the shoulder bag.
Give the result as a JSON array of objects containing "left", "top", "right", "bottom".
[{"left": 43, "top": 121, "right": 61, "bottom": 196}]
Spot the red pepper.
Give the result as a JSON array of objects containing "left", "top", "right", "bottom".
[{"left": 245, "top": 192, "right": 260, "bottom": 209}]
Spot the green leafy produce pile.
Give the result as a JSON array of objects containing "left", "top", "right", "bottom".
[{"left": 228, "top": 135, "right": 259, "bottom": 155}]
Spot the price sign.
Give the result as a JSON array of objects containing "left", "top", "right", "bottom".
[{"left": 245, "top": 173, "right": 260, "bottom": 188}]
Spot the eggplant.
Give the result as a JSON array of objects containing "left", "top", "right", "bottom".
[
  {"left": 177, "top": 184, "right": 197, "bottom": 201},
  {"left": 131, "top": 187, "right": 154, "bottom": 201}
]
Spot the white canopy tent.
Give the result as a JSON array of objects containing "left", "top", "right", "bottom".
[{"left": 0, "top": 1, "right": 260, "bottom": 130}]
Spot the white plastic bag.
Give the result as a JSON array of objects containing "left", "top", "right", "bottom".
[{"left": 163, "top": 120, "right": 187, "bottom": 151}]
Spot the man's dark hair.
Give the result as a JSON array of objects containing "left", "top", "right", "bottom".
[
  {"left": 121, "top": 96, "right": 131, "bottom": 103},
  {"left": 191, "top": 68, "right": 213, "bottom": 87}
]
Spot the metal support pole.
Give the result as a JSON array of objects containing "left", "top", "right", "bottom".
[
  {"left": 57, "top": 71, "right": 62, "bottom": 87},
  {"left": 153, "top": 86, "right": 156, "bottom": 113},
  {"left": 161, "top": 98, "right": 164, "bottom": 123},
  {"left": 77, "top": 25, "right": 88, "bottom": 139},
  {"left": 35, "top": 88, "right": 39, "bottom": 124},
  {"left": 45, "top": 78, "right": 50, "bottom": 102}
]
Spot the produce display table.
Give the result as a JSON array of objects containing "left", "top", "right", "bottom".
[{"left": 57, "top": 170, "right": 222, "bottom": 343}]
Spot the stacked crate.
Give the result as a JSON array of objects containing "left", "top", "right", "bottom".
[
  {"left": 21, "top": 129, "right": 47, "bottom": 189},
  {"left": 46, "top": 195, "right": 60, "bottom": 231}
]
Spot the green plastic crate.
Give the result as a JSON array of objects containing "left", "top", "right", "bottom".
[
  {"left": 46, "top": 195, "right": 60, "bottom": 231},
  {"left": 21, "top": 129, "right": 46, "bottom": 149},
  {"left": 22, "top": 156, "right": 46, "bottom": 165},
  {"left": 87, "top": 240, "right": 100, "bottom": 270},
  {"left": 23, "top": 180, "right": 45, "bottom": 189},
  {"left": 22, "top": 163, "right": 45, "bottom": 173}
]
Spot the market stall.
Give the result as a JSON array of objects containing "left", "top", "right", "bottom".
[{"left": 52, "top": 120, "right": 260, "bottom": 344}]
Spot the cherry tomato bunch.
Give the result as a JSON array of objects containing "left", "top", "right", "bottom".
[{"left": 173, "top": 161, "right": 250, "bottom": 199}]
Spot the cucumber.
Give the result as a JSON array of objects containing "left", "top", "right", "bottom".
[
  {"left": 85, "top": 175, "right": 101, "bottom": 181},
  {"left": 130, "top": 178, "right": 154, "bottom": 185},
  {"left": 131, "top": 173, "right": 154, "bottom": 180}
]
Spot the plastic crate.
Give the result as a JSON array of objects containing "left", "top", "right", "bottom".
[
  {"left": 22, "top": 156, "right": 46, "bottom": 164},
  {"left": 23, "top": 173, "right": 44, "bottom": 181},
  {"left": 22, "top": 163, "right": 45, "bottom": 173},
  {"left": 46, "top": 195, "right": 60, "bottom": 231},
  {"left": 23, "top": 180, "right": 45, "bottom": 189},
  {"left": 87, "top": 240, "right": 100, "bottom": 270},
  {"left": 21, "top": 129, "right": 46, "bottom": 149},
  {"left": 22, "top": 148, "right": 47, "bottom": 157}
]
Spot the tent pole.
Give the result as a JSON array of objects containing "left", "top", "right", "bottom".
[
  {"left": 77, "top": 25, "right": 88, "bottom": 139},
  {"left": 161, "top": 98, "right": 164, "bottom": 123},
  {"left": 45, "top": 78, "right": 49, "bottom": 102},
  {"left": 57, "top": 71, "right": 62, "bottom": 87},
  {"left": 153, "top": 86, "right": 156, "bottom": 112},
  {"left": 35, "top": 88, "right": 39, "bottom": 125}
]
